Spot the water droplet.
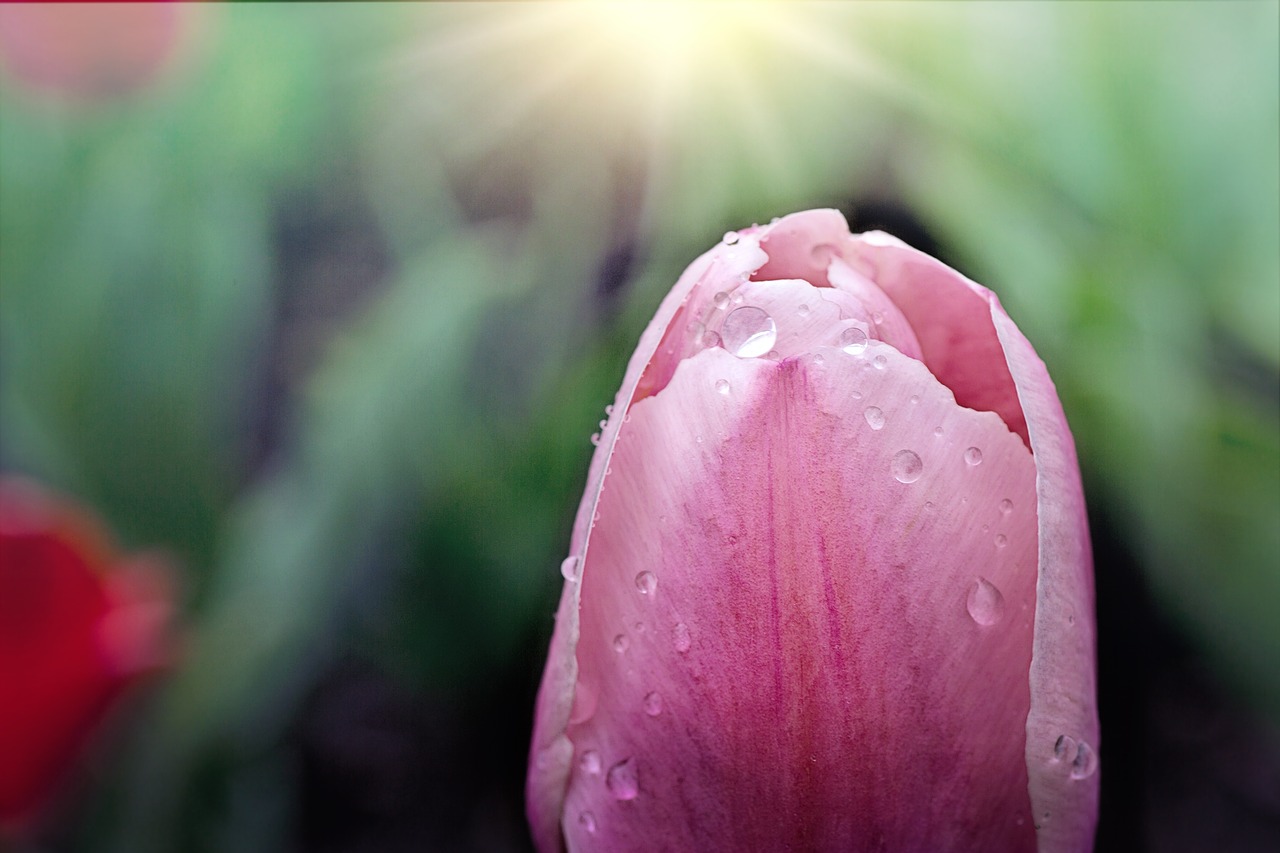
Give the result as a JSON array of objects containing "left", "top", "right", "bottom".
[
  {"left": 579, "top": 811, "right": 598, "bottom": 833},
  {"left": 721, "top": 307, "right": 777, "bottom": 358},
  {"left": 873, "top": 354, "right": 888, "bottom": 370},
  {"left": 606, "top": 758, "right": 639, "bottom": 801},
  {"left": 872, "top": 311, "right": 884, "bottom": 325},
  {"left": 713, "top": 291, "right": 730, "bottom": 309},
  {"left": 1071, "top": 741, "right": 1098, "bottom": 779},
  {"left": 569, "top": 681, "right": 598, "bottom": 724},
  {"left": 560, "top": 556, "right": 581, "bottom": 582},
  {"left": 613, "top": 634, "right": 630, "bottom": 653},
  {"left": 703, "top": 330, "right": 722, "bottom": 349},
  {"left": 635, "top": 571, "right": 657, "bottom": 596},
  {"left": 590, "top": 432, "right": 601, "bottom": 446},
  {"left": 995, "top": 534, "right": 1008, "bottom": 549},
  {"left": 714, "top": 378, "right": 730, "bottom": 395},
  {"left": 840, "top": 327, "right": 868, "bottom": 354},
  {"left": 731, "top": 291, "right": 745, "bottom": 305},
  {"left": 864, "top": 406, "right": 886, "bottom": 430},
  {"left": 604, "top": 404, "right": 614, "bottom": 416},
  {"left": 643, "top": 691, "right": 663, "bottom": 716},
  {"left": 891, "top": 449, "right": 923, "bottom": 483},
  {"left": 673, "top": 622, "right": 691, "bottom": 653},
  {"left": 579, "top": 749, "right": 602, "bottom": 776},
  {"left": 722, "top": 230, "right": 740, "bottom": 245},
  {"left": 999, "top": 498, "right": 1013, "bottom": 515},
  {"left": 910, "top": 395, "right": 920, "bottom": 405},
  {"left": 967, "top": 578, "right": 1005, "bottom": 625},
  {"left": 981, "top": 523, "right": 990, "bottom": 533},
  {"left": 813, "top": 353, "right": 825, "bottom": 366},
  {"left": 924, "top": 500, "right": 935, "bottom": 510},
  {"left": 1053, "top": 734, "right": 1077, "bottom": 762},
  {"left": 933, "top": 426, "right": 943, "bottom": 437},
  {"left": 633, "top": 620, "right": 645, "bottom": 633},
  {"left": 964, "top": 447, "right": 983, "bottom": 466},
  {"left": 797, "top": 304, "right": 810, "bottom": 318}
]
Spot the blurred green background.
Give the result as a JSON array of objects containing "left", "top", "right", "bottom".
[{"left": 1, "top": 3, "right": 1276, "bottom": 851}]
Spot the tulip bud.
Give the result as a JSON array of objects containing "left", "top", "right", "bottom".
[
  {"left": 528, "top": 210, "right": 1098, "bottom": 851},
  {"left": 0, "top": 478, "right": 176, "bottom": 834}
]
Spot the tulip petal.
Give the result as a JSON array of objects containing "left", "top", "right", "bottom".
[{"left": 560, "top": 343, "right": 1039, "bottom": 851}]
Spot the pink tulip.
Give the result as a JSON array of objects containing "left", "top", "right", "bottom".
[{"left": 528, "top": 210, "right": 1098, "bottom": 851}]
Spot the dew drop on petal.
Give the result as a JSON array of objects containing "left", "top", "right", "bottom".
[
  {"left": 891, "top": 449, "right": 923, "bottom": 483},
  {"left": 722, "top": 230, "right": 740, "bottom": 245},
  {"left": 873, "top": 354, "right": 888, "bottom": 370},
  {"left": 964, "top": 446, "right": 984, "bottom": 466},
  {"left": 642, "top": 691, "right": 663, "bottom": 716},
  {"left": 569, "top": 681, "right": 598, "bottom": 725},
  {"left": 635, "top": 571, "right": 657, "bottom": 596},
  {"left": 673, "top": 622, "right": 691, "bottom": 653},
  {"left": 579, "top": 749, "right": 602, "bottom": 776},
  {"left": 703, "top": 330, "right": 722, "bottom": 349},
  {"left": 933, "top": 426, "right": 944, "bottom": 437},
  {"left": 560, "top": 556, "right": 581, "bottom": 582},
  {"left": 839, "top": 327, "right": 868, "bottom": 354},
  {"left": 722, "top": 307, "right": 777, "bottom": 358},
  {"left": 864, "top": 406, "right": 886, "bottom": 430},
  {"left": 633, "top": 620, "right": 645, "bottom": 633},
  {"left": 995, "top": 534, "right": 1008, "bottom": 549},
  {"left": 713, "top": 291, "right": 730, "bottom": 309},
  {"left": 813, "top": 353, "right": 826, "bottom": 367},
  {"left": 612, "top": 634, "right": 630, "bottom": 653},
  {"left": 967, "top": 578, "right": 1005, "bottom": 626},
  {"left": 1053, "top": 734, "right": 1077, "bottom": 762},
  {"left": 910, "top": 394, "right": 920, "bottom": 405},
  {"left": 590, "top": 432, "right": 601, "bottom": 446},
  {"left": 606, "top": 758, "right": 639, "bottom": 801},
  {"left": 715, "top": 378, "right": 730, "bottom": 395},
  {"left": 579, "top": 811, "right": 598, "bottom": 833},
  {"left": 872, "top": 311, "right": 884, "bottom": 325},
  {"left": 797, "top": 304, "right": 810, "bottom": 318},
  {"left": 999, "top": 498, "right": 1013, "bottom": 515}
]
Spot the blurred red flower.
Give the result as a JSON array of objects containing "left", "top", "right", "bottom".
[{"left": 0, "top": 478, "right": 176, "bottom": 833}]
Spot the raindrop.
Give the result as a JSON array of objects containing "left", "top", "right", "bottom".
[
  {"left": 560, "top": 556, "right": 581, "bottom": 582},
  {"left": 813, "top": 353, "right": 826, "bottom": 366},
  {"left": 999, "top": 498, "right": 1013, "bottom": 515},
  {"left": 635, "top": 571, "right": 657, "bottom": 596},
  {"left": 721, "top": 307, "right": 777, "bottom": 358},
  {"left": 995, "top": 534, "right": 1008, "bottom": 549},
  {"left": 579, "top": 811, "right": 598, "bottom": 834},
  {"left": 797, "top": 304, "right": 811, "bottom": 318},
  {"left": 579, "top": 749, "right": 602, "bottom": 776},
  {"left": 933, "top": 426, "right": 944, "bottom": 437},
  {"left": 964, "top": 447, "right": 984, "bottom": 466},
  {"left": 981, "top": 523, "right": 990, "bottom": 533},
  {"left": 722, "top": 230, "right": 740, "bottom": 245},
  {"left": 967, "top": 578, "right": 1005, "bottom": 625},
  {"left": 872, "top": 311, "right": 884, "bottom": 325},
  {"left": 910, "top": 395, "right": 920, "bottom": 405},
  {"left": 840, "top": 327, "right": 868, "bottom": 354},
  {"left": 605, "top": 405, "right": 614, "bottom": 416},
  {"left": 673, "top": 622, "right": 691, "bottom": 653},
  {"left": 715, "top": 378, "right": 730, "bottom": 395},
  {"left": 606, "top": 758, "right": 639, "bottom": 801},
  {"left": 1053, "top": 734, "right": 1077, "bottom": 762},
  {"left": 613, "top": 634, "right": 630, "bottom": 653},
  {"left": 634, "top": 621, "right": 646, "bottom": 634},
  {"left": 703, "top": 330, "right": 723, "bottom": 349},
  {"left": 643, "top": 691, "right": 663, "bottom": 716},
  {"left": 599, "top": 419, "right": 608, "bottom": 431},
  {"left": 891, "top": 449, "right": 923, "bottom": 483},
  {"left": 713, "top": 291, "right": 730, "bottom": 309},
  {"left": 873, "top": 354, "right": 888, "bottom": 370},
  {"left": 731, "top": 291, "right": 745, "bottom": 305},
  {"left": 590, "top": 432, "right": 601, "bottom": 446},
  {"left": 924, "top": 501, "right": 935, "bottom": 511},
  {"left": 1070, "top": 741, "right": 1098, "bottom": 780},
  {"left": 864, "top": 406, "right": 886, "bottom": 430}
]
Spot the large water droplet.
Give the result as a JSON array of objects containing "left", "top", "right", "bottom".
[
  {"left": 722, "top": 307, "right": 777, "bottom": 358},
  {"left": 635, "top": 571, "right": 657, "bottom": 596},
  {"left": 643, "top": 691, "right": 663, "bottom": 716},
  {"left": 560, "top": 556, "right": 581, "bottom": 582},
  {"left": 715, "top": 378, "right": 730, "bottom": 395},
  {"left": 612, "top": 634, "right": 630, "bottom": 653},
  {"left": 579, "top": 749, "right": 602, "bottom": 776},
  {"left": 964, "top": 446, "right": 983, "bottom": 466},
  {"left": 673, "top": 622, "right": 691, "bottom": 653},
  {"left": 606, "top": 758, "right": 639, "bottom": 801},
  {"left": 864, "top": 406, "right": 886, "bottom": 430},
  {"left": 891, "top": 449, "right": 923, "bottom": 483},
  {"left": 579, "top": 811, "right": 598, "bottom": 834},
  {"left": 839, "top": 327, "right": 868, "bottom": 354},
  {"left": 967, "top": 578, "right": 1005, "bottom": 625},
  {"left": 1070, "top": 741, "right": 1098, "bottom": 780}
]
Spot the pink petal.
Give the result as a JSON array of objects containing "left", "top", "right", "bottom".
[{"left": 560, "top": 343, "right": 1039, "bottom": 850}]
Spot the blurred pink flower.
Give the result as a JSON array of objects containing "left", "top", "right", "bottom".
[
  {"left": 528, "top": 210, "right": 1098, "bottom": 851},
  {"left": 0, "top": 477, "right": 176, "bottom": 834}
]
